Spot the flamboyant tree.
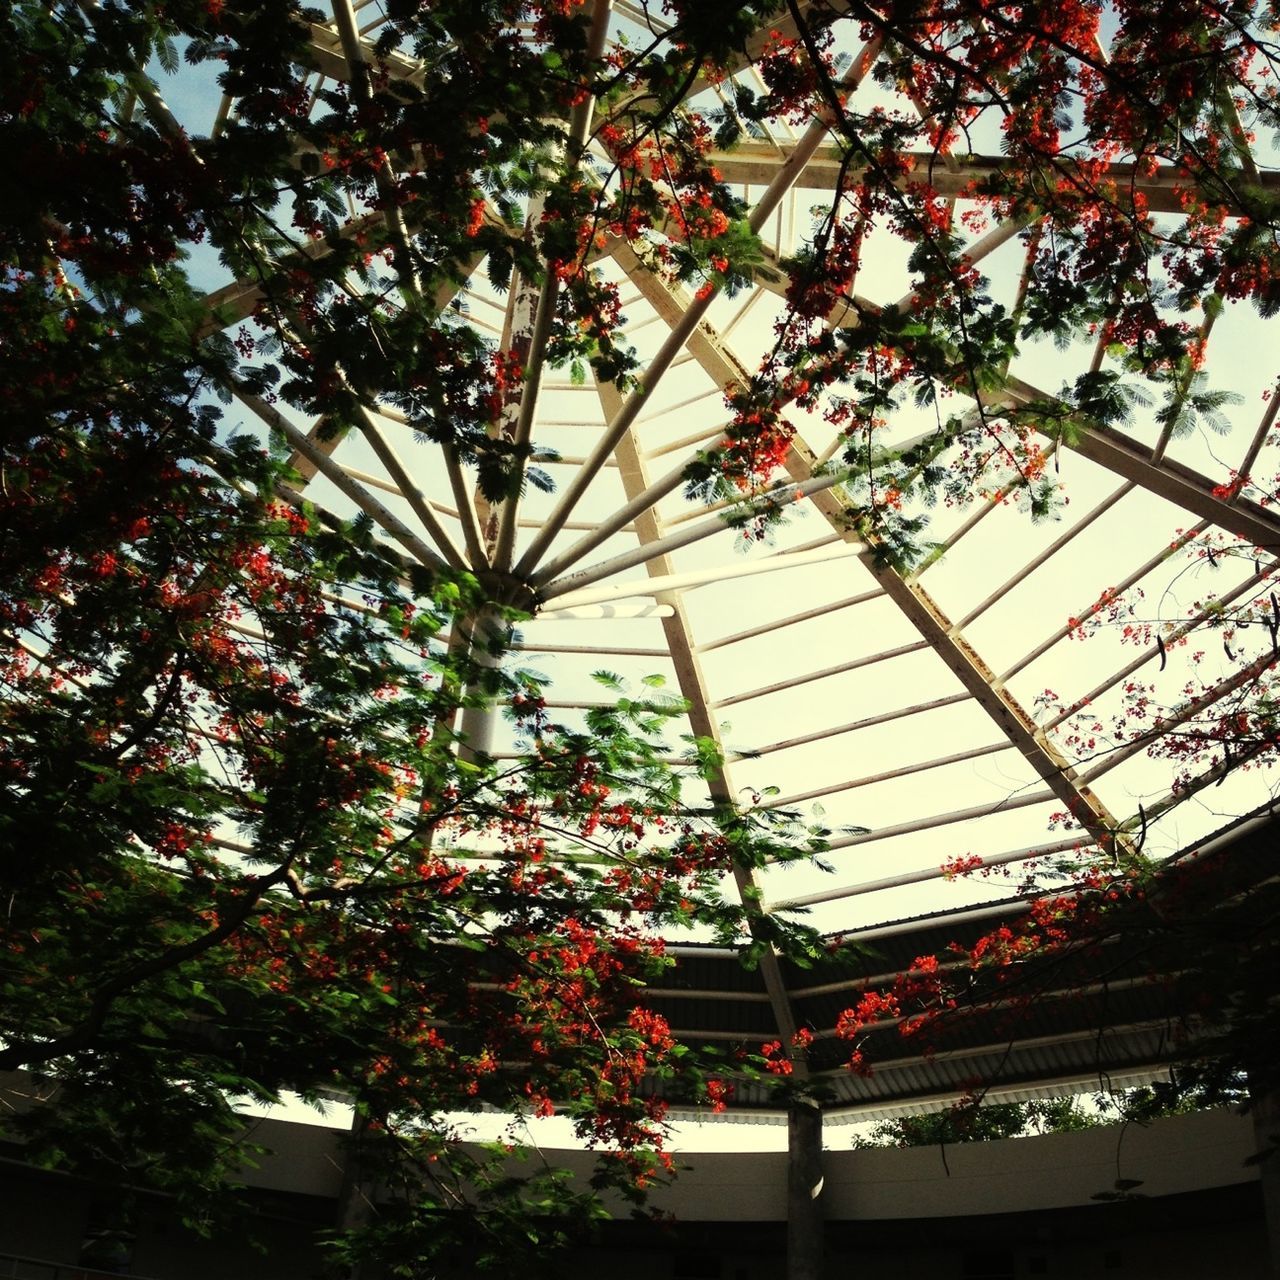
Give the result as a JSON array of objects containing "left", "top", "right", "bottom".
[
  {"left": 4, "top": 0, "right": 1280, "bottom": 1270},
  {"left": 0, "top": 335, "right": 831, "bottom": 1265}
]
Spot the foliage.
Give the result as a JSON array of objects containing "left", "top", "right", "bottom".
[
  {"left": 8, "top": 0, "right": 1278, "bottom": 548},
  {"left": 852, "top": 1096, "right": 1109, "bottom": 1149},
  {"left": 4, "top": 0, "right": 1280, "bottom": 1269},
  {"left": 0, "top": 407, "right": 825, "bottom": 1250},
  {"left": 850, "top": 1082, "right": 1232, "bottom": 1154}
]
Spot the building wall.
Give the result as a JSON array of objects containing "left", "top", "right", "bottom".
[
  {"left": 539, "top": 1106, "right": 1259, "bottom": 1221},
  {"left": 0, "top": 1108, "right": 1267, "bottom": 1279},
  {"left": 0, "top": 1157, "right": 333, "bottom": 1280},
  {"left": 565, "top": 1185, "right": 1267, "bottom": 1280}
]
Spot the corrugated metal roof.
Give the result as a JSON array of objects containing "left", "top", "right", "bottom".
[{"left": 638, "top": 806, "right": 1277, "bottom": 1118}]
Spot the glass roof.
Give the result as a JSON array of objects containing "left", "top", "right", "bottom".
[{"left": 166, "top": 0, "right": 1280, "bottom": 1043}]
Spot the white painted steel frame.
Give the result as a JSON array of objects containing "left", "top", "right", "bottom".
[{"left": 172, "top": 4, "right": 1280, "bottom": 1073}]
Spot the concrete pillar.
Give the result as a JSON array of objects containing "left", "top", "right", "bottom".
[
  {"left": 332, "top": 1113, "right": 374, "bottom": 1280},
  {"left": 457, "top": 607, "right": 510, "bottom": 760},
  {"left": 787, "top": 1098, "right": 824, "bottom": 1280},
  {"left": 1251, "top": 1087, "right": 1280, "bottom": 1277}
]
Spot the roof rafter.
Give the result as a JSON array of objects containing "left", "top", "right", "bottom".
[
  {"left": 769, "top": 834, "right": 1087, "bottom": 913},
  {"left": 704, "top": 141, "right": 1280, "bottom": 214},
  {"left": 747, "top": 250, "right": 1280, "bottom": 552},
  {"left": 1002, "top": 374, "right": 1280, "bottom": 554},
  {"left": 613, "top": 255, "right": 1130, "bottom": 855},
  {"left": 512, "top": 35, "right": 883, "bottom": 578},
  {"left": 600, "top": 379, "right": 807, "bottom": 1069}
]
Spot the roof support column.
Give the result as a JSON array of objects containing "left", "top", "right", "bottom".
[
  {"left": 788, "top": 1097, "right": 825, "bottom": 1280},
  {"left": 333, "top": 1113, "right": 375, "bottom": 1280},
  {"left": 457, "top": 606, "right": 511, "bottom": 761},
  {"left": 1249, "top": 1077, "right": 1280, "bottom": 1277}
]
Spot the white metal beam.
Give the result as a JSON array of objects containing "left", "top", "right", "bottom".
[
  {"left": 602, "top": 382, "right": 808, "bottom": 1071},
  {"left": 512, "top": 37, "right": 883, "bottom": 579},
  {"left": 231, "top": 386, "right": 448, "bottom": 573},
  {"left": 702, "top": 141, "right": 1280, "bottom": 215},
  {"left": 768, "top": 834, "right": 1085, "bottom": 913},
  {"left": 540, "top": 540, "right": 865, "bottom": 611}
]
